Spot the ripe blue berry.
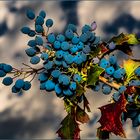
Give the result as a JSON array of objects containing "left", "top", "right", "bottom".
[
  {"left": 93, "top": 36, "right": 100, "bottom": 45},
  {"left": 0, "top": 70, "right": 6, "bottom": 77},
  {"left": 21, "top": 26, "right": 30, "bottom": 34},
  {"left": 51, "top": 70, "right": 61, "bottom": 79},
  {"left": 30, "top": 56, "right": 40, "bottom": 64},
  {"left": 58, "top": 74, "right": 70, "bottom": 86},
  {"left": 55, "top": 50, "right": 64, "bottom": 59},
  {"left": 28, "top": 30, "right": 36, "bottom": 37},
  {"left": 25, "top": 48, "right": 36, "bottom": 57},
  {"left": 118, "top": 86, "right": 127, "bottom": 93},
  {"left": 39, "top": 10, "right": 46, "bottom": 18},
  {"left": 56, "top": 34, "right": 65, "bottom": 42},
  {"left": 102, "top": 84, "right": 112, "bottom": 95},
  {"left": 23, "top": 81, "right": 31, "bottom": 91},
  {"left": 35, "top": 36, "right": 43, "bottom": 46},
  {"left": 26, "top": 9, "right": 35, "bottom": 20},
  {"left": 72, "top": 36, "right": 79, "bottom": 44},
  {"left": 3, "top": 64, "right": 13, "bottom": 73},
  {"left": 44, "top": 61, "right": 54, "bottom": 70},
  {"left": 73, "top": 74, "right": 82, "bottom": 82},
  {"left": 48, "top": 33, "right": 55, "bottom": 43},
  {"left": 82, "top": 24, "right": 91, "bottom": 33},
  {"left": 80, "top": 33, "right": 88, "bottom": 43},
  {"left": 15, "top": 79, "right": 24, "bottom": 89},
  {"left": 35, "top": 16, "right": 44, "bottom": 25},
  {"left": 63, "top": 89, "right": 73, "bottom": 96},
  {"left": 64, "top": 54, "right": 73, "bottom": 64},
  {"left": 70, "top": 45, "right": 78, "bottom": 54},
  {"left": 83, "top": 45, "right": 91, "bottom": 54},
  {"left": 135, "top": 67, "right": 140, "bottom": 76},
  {"left": 109, "top": 54, "right": 117, "bottom": 65},
  {"left": 113, "top": 92, "right": 121, "bottom": 101},
  {"left": 46, "top": 19, "right": 53, "bottom": 27},
  {"left": 99, "top": 58, "right": 110, "bottom": 69},
  {"left": 61, "top": 41, "right": 70, "bottom": 51},
  {"left": 38, "top": 73, "right": 48, "bottom": 82},
  {"left": 77, "top": 42, "right": 84, "bottom": 50},
  {"left": 55, "top": 84, "right": 62, "bottom": 95},
  {"left": 28, "top": 40, "right": 36, "bottom": 47},
  {"left": 41, "top": 53, "right": 49, "bottom": 60},
  {"left": 105, "top": 66, "right": 115, "bottom": 75},
  {"left": 67, "top": 24, "right": 77, "bottom": 32},
  {"left": 12, "top": 86, "right": 20, "bottom": 93},
  {"left": 65, "top": 29, "right": 74, "bottom": 39},
  {"left": 53, "top": 41, "right": 61, "bottom": 49},
  {"left": 35, "top": 25, "right": 43, "bottom": 33},
  {"left": 93, "top": 84, "right": 100, "bottom": 92},
  {"left": 2, "top": 77, "right": 13, "bottom": 86},
  {"left": 45, "top": 80, "right": 55, "bottom": 91},
  {"left": 69, "top": 82, "right": 77, "bottom": 91}
]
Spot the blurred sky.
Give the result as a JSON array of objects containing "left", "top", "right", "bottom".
[{"left": 0, "top": 1, "right": 140, "bottom": 139}]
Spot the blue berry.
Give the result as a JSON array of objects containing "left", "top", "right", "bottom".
[
  {"left": 53, "top": 41, "right": 61, "bottom": 49},
  {"left": 35, "top": 36, "right": 43, "bottom": 46},
  {"left": 21, "top": 26, "right": 30, "bottom": 34},
  {"left": 51, "top": 70, "right": 61, "bottom": 78},
  {"left": 73, "top": 74, "right": 82, "bottom": 82},
  {"left": 83, "top": 45, "right": 91, "bottom": 54},
  {"left": 65, "top": 29, "right": 74, "bottom": 39},
  {"left": 118, "top": 86, "right": 127, "bottom": 93},
  {"left": 2, "top": 77, "right": 13, "bottom": 86},
  {"left": 30, "top": 56, "right": 40, "bottom": 64},
  {"left": 62, "top": 61, "right": 69, "bottom": 68},
  {"left": 23, "top": 81, "right": 31, "bottom": 91},
  {"left": 113, "top": 68, "right": 125, "bottom": 79},
  {"left": 12, "top": 86, "right": 20, "bottom": 93},
  {"left": 93, "top": 84, "right": 100, "bottom": 92},
  {"left": 102, "top": 84, "right": 112, "bottom": 95},
  {"left": 113, "top": 92, "right": 121, "bottom": 101},
  {"left": 55, "top": 84, "right": 62, "bottom": 95},
  {"left": 129, "top": 80, "right": 140, "bottom": 86},
  {"left": 70, "top": 45, "right": 78, "bottom": 54},
  {"left": 35, "top": 16, "right": 44, "bottom": 25},
  {"left": 46, "top": 19, "right": 53, "bottom": 27},
  {"left": 73, "top": 54, "right": 83, "bottom": 65},
  {"left": 72, "top": 36, "right": 79, "bottom": 44},
  {"left": 55, "top": 50, "right": 64, "bottom": 59},
  {"left": 28, "top": 30, "right": 36, "bottom": 37},
  {"left": 61, "top": 41, "right": 70, "bottom": 51},
  {"left": 44, "top": 61, "right": 54, "bottom": 70},
  {"left": 28, "top": 40, "right": 36, "bottom": 47},
  {"left": 63, "top": 89, "right": 73, "bottom": 96},
  {"left": 67, "top": 24, "right": 77, "bottom": 32},
  {"left": 105, "top": 66, "right": 115, "bottom": 75},
  {"left": 82, "top": 24, "right": 91, "bottom": 33},
  {"left": 93, "top": 36, "right": 100, "bottom": 45},
  {"left": 35, "top": 25, "right": 43, "bottom": 33},
  {"left": 25, "top": 48, "right": 36, "bottom": 57},
  {"left": 56, "top": 34, "right": 65, "bottom": 42},
  {"left": 64, "top": 54, "right": 73, "bottom": 64},
  {"left": 39, "top": 10, "right": 46, "bottom": 18},
  {"left": 15, "top": 79, "right": 24, "bottom": 89},
  {"left": 135, "top": 67, "right": 140, "bottom": 76},
  {"left": 77, "top": 42, "right": 84, "bottom": 50},
  {"left": 41, "top": 53, "right": 49, "bottom": 60},
  {"left": 80, "top": 33, "right": 88, "bottom": 43},
  {"left": 38, "top": 73, "right": 48, "bottom": 82},
  {"left": 40, "top": 82, "right": 46, "bottom": 90},
  {"left": 3, "top": 64, "right": 13, "bottom": 73},
  {"left": 99, "top": 58, "right": 110, "bottom": 69},
  {"left": 0, "top": 70, "right": 6, "bottom": 77},
  {"left": 108, "top": 42, "right": 116, "bottom": 50},
  {"left": 69, "top": 82, "right": 77, "bottom": 91},
  {"left": 26, "top": 9, "right": 35, "bottom": 20},
  {"left": 109, "top": 54, "right": 117, "bottom": 65},
  {"left": 48, "top": 33, "right": 55, "bottom": 43},
  {"left": 58, "top": 74, "right": 70, "bottom": 86},
  {"left": 54, "top": 59, "right": 62, "bottom": 66},
  {"left": 45, "top": 80, "right": 55, "bottom": 91}
]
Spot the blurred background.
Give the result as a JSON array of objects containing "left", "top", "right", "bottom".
[{"left": 0, "top": 0, "right": 140, "bottom": 139}]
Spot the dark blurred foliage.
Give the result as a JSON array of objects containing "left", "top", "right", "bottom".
[
  {"left": 103, "top": 13, "right": 140, "bottom": 35},
  {"left": 60, "top": 0, "right": 79, "bottom": 30},
  {"left": 0, "top": 21, "right": 8, "bottom": 36}
]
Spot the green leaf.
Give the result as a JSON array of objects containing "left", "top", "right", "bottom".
[
  {"left": 110, "top": 33, "right": 140, "bottom": 45},
  {"left": 87, "top": 64, "right": 104, "bottom": 86},
  {"left": 56, "top": 113, "right": 80, "bottom": 139},
  {"left": 76, "top": 106, "right": 90, "bottom": 124},
  {"left": 89, "top": 46, "right": 101, "bottom": 58},
  {"left": 123, "top": 59, "right": 140, "bottom": 84},
  {"left": 64, "top": 98, "right": 74, "bottom": 113}
]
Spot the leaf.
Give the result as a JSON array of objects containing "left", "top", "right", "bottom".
[
  {"left": 123, "top": 59, "right": 140, "bottom": 84},
  {"left": 64, "top": 98, "right": 74, "bottom": 113},
  {"left": 76, "top": 106, "right": 90, "bottom": 124},
  {"left": 87, "top": 64, "right": 104, "bottom": 86},
  {"left": 111, "top": 33, "right": 140, "bottom": 45},
  {"left": 98, "top": 42, "right": 109, "bottom": 54},
  {"left": 98, "top": 94, "right": 127, "bottom": 138},
  {"left": 89, "top": 46, "right": 101, "bottom": 58},
  {"left": 57, "top": 113, "right": 80, "bottom": 140},
  {"left": 76, "top": 82, "right": 85, "bottom": 97},
  {"left": 83, "top": 94, "right": 91, "bottom": 112}
]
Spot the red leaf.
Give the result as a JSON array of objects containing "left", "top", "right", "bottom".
[
  {"left": 98, "top": 94, "right": 127, "bottom": 138},
  {"left": 98, "top": 42, "right": 109, "bottom": 54}
]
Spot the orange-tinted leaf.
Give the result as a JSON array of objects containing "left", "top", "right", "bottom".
[
  {"left": 83, "top": 94, "right": 91, "bottom": 112},
  {"left": 76, "top": 106, "right": 90, "bottom": 124},
  {"left": 98, "top": 94, "right": 127, "bottom": 138}
]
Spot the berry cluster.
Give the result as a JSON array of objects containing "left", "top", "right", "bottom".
[{"left": 1, "top": 9, "right": 100, "bottom": 98}]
